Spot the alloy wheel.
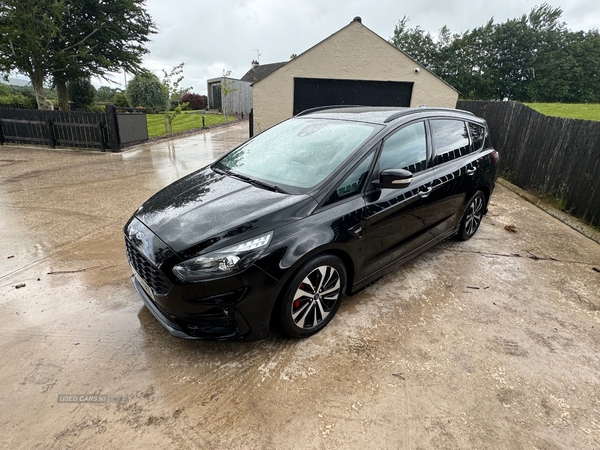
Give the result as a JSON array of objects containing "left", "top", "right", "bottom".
[
  {"left": 464, "top": 195, "right": 484, "bottom": 236},
  {"left": 290, "top": 265, "right": 341, "bottom": 330}
]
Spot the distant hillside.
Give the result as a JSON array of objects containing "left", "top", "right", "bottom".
[{"left": 4, "top": 77, "right": 31, "bottom": 87}]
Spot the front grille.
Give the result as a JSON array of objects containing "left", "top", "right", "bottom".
[{"left": 125, "top": 238, "right": 172, "bottom": 296}]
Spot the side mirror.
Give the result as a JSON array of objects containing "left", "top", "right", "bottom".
[{"left": 373, "top": 168, "right": 413, "bottom": 189}]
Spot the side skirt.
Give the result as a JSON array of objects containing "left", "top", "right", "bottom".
[{"left": 349, "top": 226, "right": 458, "bottom": 295}]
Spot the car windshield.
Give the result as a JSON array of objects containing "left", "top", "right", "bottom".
[{"left": 213, "top": 118, "right": 380, "bottom": 193}]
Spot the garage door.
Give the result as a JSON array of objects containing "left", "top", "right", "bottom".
[{"left": 293, "top": 78, "right": 413, "bottom": 115}]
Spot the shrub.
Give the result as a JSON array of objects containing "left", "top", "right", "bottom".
[
  {"left": 113, "top": 92, "right": 129, "bottom": 107},
  {"left": 86, "top": 104, "right": 105, "bottom": 113},
  {"left": 0, "top": 92, "right": 37, "bottom": 109},
  {"left": 180, "top": 93, "right": 206, "bottom": 110},
  {"left": 126, "top": 72, "right": 168, "bottom": 110},
  {"left": 0, "top": 83, "right": 37, "bottom": 108}
]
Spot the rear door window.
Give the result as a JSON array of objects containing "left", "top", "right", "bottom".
[{"left": 430, "top": 119, "right": 470, "bottom": 166}]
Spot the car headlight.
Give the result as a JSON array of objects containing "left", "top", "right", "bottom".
[{"left": 172, "top": 231, "right": 273, "bottom": 282}]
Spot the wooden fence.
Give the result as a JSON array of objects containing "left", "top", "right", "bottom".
[
  {"left": 0, "top": 104, "right": 148, "bottom": 152},
  {"left": 117, "top": 112, "right": 149, "bottom": 145},
  {"left": 458, "top": 101, "right": 600, "bottom": 228}
]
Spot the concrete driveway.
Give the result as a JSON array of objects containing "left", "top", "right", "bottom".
[{"left": 1, "top": 122, "right": 599, "bottom": 449}]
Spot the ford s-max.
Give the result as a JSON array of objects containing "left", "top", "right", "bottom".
[{"left": 125, "top": 106, "right": 498, "bottom": 340}]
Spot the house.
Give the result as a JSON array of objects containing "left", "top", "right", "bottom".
[
  {"left": 250, "top": 17, "right": 459, "bottom": 134},
  {"left": 206, "top": 61, "right": 286, "bottom": 114},
  {"left": 206, "top": 76, "right": 252, "bottom": 115},
  {"left": 240, "top": 61, "right": 288, "bottom": 84}
]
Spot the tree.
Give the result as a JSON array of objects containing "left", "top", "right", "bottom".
[
  {"left": 388, "top": 3, "right": 600, "bottom": 103},
  {"left": 528, "top": 29, "right": 600, "bottom": 103},
  {"left": 389, "top": 17, "right": 439, "bottom": 70},
  {"left": 221, "top": 69, "right": 237, "bottom": 123},
  {"left": 161, "top": 63, "right": 192, "bottom": 134},
  {"left": 96, "top": 86, "right": 121, "bottom": 103},
  {"left": 0, "top": 0, "right": 155, "bottom": 110},
  {"left": 67, "top": 78, "right": 96, "bottom": 108},
  {"left": 126, "top": 72, "right": 167, "bottom": 110}
]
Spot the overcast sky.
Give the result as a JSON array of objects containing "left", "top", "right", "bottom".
[{"left": 103, "top": 0, "right": 599, "bottom": 94}]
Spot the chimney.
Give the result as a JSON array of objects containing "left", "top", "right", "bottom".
[{"left": 251, "top": 60, "right": 259, "bottom": 69}]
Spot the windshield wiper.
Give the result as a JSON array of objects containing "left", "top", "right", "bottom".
[
  {"left": 213, "top": 166, "right": 288, "bottom": 194},
  {"left": 247, "top": 178, "right": 289, "bottom": 194},
  {"left": 211, "top": 165, "right": 227, "bottom": 175}
]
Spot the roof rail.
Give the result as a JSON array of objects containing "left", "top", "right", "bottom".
[
  {"left": 383, "top": 107, "right": 474, "bottom": 123},
  {"left": 295, "top": 105, "right": 365, "bottom": 117}
]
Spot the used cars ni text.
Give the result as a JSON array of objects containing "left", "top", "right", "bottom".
[{"left": 125, "top": 106, "right": 499, "bottom": 340}]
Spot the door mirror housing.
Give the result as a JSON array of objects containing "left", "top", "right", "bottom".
[{"left": 373, "top": 168, "right": 413, "bottom": 189}]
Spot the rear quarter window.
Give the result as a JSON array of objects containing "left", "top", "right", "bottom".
[{"left": 468, "top": 122, "right": 486, "bottom": 152}]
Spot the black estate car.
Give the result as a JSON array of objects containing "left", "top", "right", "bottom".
[{"left": 125, "top": 106, "right": 498, "bottom": 340}]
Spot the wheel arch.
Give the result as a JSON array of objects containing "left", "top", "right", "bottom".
[{"left": 268, "top": 247, "right": 355, "bottom": 331}]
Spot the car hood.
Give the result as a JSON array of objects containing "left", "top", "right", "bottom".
[{"left": 133, "top": 167, "right": 316, "bottom": 257}]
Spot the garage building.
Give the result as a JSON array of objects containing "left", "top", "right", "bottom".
[{"left": 251, "top": 17, "right": 458, "bottom": 134}]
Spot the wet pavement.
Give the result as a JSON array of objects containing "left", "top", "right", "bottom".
[{"left": 1, "top": 122, "right": 599, "bottom": 449}]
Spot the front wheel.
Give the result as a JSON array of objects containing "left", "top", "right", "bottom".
[
  {"left": 279, "top": 254, "right": 346, "bottom": 338},
  {"left": 457, "top": 190, "right": 485, "bottom": 241}
]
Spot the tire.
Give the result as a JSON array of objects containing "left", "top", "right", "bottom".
[
  {"left": 279, "top": 254, "right": 346, "bottom": 339},
  {"left": 457, "top": 190, "right": 485, "bottom": 241}
]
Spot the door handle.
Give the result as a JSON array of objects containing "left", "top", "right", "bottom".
[
  {"left": 419, "top": 186, "right": 433, "bottom": 198},
  {"left": 466, "top": 166, "right": 477, "bottom": 176},
  {"left": 348, "top": 224, "right": 363, "bottom": 239}
]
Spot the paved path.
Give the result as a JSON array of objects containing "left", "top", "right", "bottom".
[{"left": 1, "top": 124, "right": 599, "bottom": 449}]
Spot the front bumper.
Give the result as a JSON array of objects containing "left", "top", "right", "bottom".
[
  {"left": 130, "top": 264, "right": 279, "bottom": 341},
  {"left": 132, "top": 275, "right": 193, "bottom": 339},
  {"left": 125, "top": 217, "right": 282, "bottom": 341}
]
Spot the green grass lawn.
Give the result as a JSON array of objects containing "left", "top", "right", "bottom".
[
  {"left": 146, "top": 112, "right": 237, "bottom": 138},
  {"left": 525, "top": 103, "right": 600, "bottom": 122}
]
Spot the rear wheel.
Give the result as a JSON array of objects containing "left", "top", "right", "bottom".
[
  {"left": 457, "top": 191, "right": 485, "bottom": 241},
  {"left": 279, "top": 254, "right": 346, "bottom": 338}
]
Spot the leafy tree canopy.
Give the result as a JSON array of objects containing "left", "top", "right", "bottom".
[
  {"left": 0, "top": 0, "right": 155, "bottom": 110},
  {"left": 126, "top": 71, "right": 168, "bottom": 110},
  {"left": 67, "top": 78, "right": 96, "bottom": 108},
  {"left": 96, "top": 86, "right": 122, "bottom": 103},
  {"left": 390, "top": 3, "right": 600, "bottom": 103}
]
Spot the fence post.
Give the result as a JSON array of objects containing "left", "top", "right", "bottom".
[
  {"left": 46, "top": 118, "right": 56, "bottom": 148},
  {"left": 0, "top": 120, "right": 4, "bottom": 145},
  {"left": 249, "top": 108, "right": 253, "bottom": 138},
  {"left": 97, "top": 122, "right": 105, "bottom": 152},
  {"left": 105, "top": 104, "right": 121, "bottom": 152}
]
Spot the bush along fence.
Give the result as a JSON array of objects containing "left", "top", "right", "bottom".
[
  {"left": 458, "top": 100, "right": 600, "bottom": 228},
  {"left": 0, "top": 104, "right": 148, "bottom": 152}
]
